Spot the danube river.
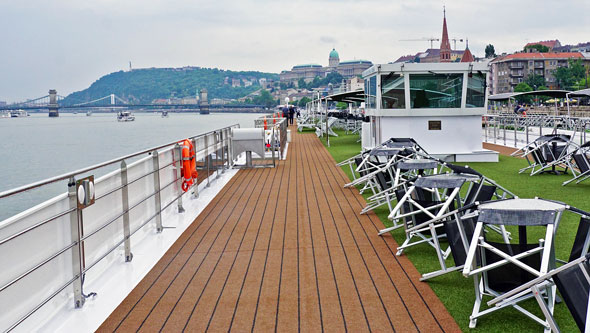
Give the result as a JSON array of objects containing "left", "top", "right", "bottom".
[{"left": 0, "top": 112, "right": 263, "bottom": 220}]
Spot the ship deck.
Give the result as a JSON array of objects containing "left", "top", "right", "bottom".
[{"left": 98, "top": 129, "right": 459, "bottom": 332}]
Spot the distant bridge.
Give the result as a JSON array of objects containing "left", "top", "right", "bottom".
[{"left": 0, "top": 91, "right": 265, "bottom": 115}]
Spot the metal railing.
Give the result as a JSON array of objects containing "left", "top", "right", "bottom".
[
  {"left": 254, "top": 114, "right": 288, "bottom": 161},
  {"left": 0, "top": 124, "right": 239, "bottom": 332},
  {"left": 482, "top": 114, "right": 590, "bottom": 147}
]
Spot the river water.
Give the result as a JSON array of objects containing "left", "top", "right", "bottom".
[{"left": 0, "top": 112, "right": 263, "bottom": 220}]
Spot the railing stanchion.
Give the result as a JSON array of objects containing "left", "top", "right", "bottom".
[
  {"left": 152, "top": 150, "right": 163, "bottom": 232},
  {"left": 483, "top": 115, "right": 488, "bottom": 142},
  {"left": 514, "top": 115, "right": 517, "bottom": 147},
  {"left": 192, "top": 138, "right": 199, "bottom": 198},
  {"left": 175, "top": 143, "right": 185, "bottom": 213},
  {"left": 120, "top": 161, "right": 133, "bottom": 262},
  {"left": 272, "top": 127, "right": 276, "bottom": 167},
  {"left": 67, "top": 177, "right": 85, "bottom": 308},
  {"left": 503, "top": 116, "right": 506, "bottom": 146},
  {"left": 215, "top": 131, "right": 220, "bottom": 179},
  {"left": 220, "top": 130, "right": 226, "bottom": 174},
  {"left": 205, "top": 134, "right": 210, "bottom": 187},
  {"left": 526, "top": 118, "right": 529, "bottom": 146},
  {"left": 493, "top": 116, "right": 497, "bottom": 144}
]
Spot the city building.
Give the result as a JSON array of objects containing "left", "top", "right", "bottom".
[
  {"left": 279, "top": 49, "right": 373, "bottom": 84},
  {"left": 489, "top": 52, "right": 588, "bottom": 93},
  {"left": 554, "top": 42, "right": 590, "bottom": 53},
  {"left": 524, "top": 40, "right": 561, "bottom": 51},
  {"left": 343, "top": 77, "right": 364, "bottom": 92}
]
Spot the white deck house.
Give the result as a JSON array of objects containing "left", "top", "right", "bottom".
[{"left": 362, "top": 62, "right": 498, "bottom": 162}]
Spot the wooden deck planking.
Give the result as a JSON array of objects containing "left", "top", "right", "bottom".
[{"left": 98, "top": 129, "right": 460, "bottom": 333}]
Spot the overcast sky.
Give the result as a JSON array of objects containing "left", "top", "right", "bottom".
[{"left": 1, "top": 0, "right": 589, "bottom": 102}]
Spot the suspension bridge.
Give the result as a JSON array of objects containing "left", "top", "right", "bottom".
[{"left": 0, "top": 90, "right": 264, "bottom": 116}]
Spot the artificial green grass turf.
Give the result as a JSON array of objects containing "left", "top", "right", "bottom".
[{"left": 320, "top": 130, "right": 590, "bottom": 332}]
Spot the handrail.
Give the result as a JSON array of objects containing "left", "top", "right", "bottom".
[{"left": 0, "top": 124, "right": 240, "bottom": 200}]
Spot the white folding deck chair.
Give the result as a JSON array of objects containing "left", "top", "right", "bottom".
[
  {"left": 361, "top": 158, "right": 440, "bottom": 217},
  {"left": 563, "top": 141, "right": 590, "bottom": 186},
  {"left": 487, "top": 211, "right": 590, "bottom": 332},
  {"left": 513, "top": 134, "right": 575, "bottom": 176},
  {"left": 462, "top": 198, "right": 568, "bottom": 331},
  {"left": 379, "top": 164, "right": 514, "bottom": 280}
]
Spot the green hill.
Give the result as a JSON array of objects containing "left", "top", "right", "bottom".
[{"left": 62, "top": 67, "right": 279, "bottom": 105}]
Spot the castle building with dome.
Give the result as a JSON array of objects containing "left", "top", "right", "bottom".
[{"left": 279, "top": 48, "right": 373, "bottom": 84}]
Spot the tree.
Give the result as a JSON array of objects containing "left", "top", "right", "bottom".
[
  {"left": 524, "top": 44, "right": 550, "bottom": 53},
  {"left": 336, "top": 102, "right": 348, "bottom": 110},
  {"left": 525, "top": 74, "right": 545, "bottom": 90},
  {"left": 298, "top": 96, "right": 311, "bottom": 107},
  {"left": 554, "top": 59, "right": 586, "bottom": 90},
  {"left": 514, "top": 82, "right": 533, "bottom": 104},
  {"left": 485, "top": 44, "right": 496, "bottom": 58},
  {"left": 297, "top": 78, "right": 307, "bottom": 90},
  {"left": 251, "top": 89, "right": 277, "bottom": 108}
]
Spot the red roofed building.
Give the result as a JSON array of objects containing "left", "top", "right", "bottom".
[
  {"left": 460, "top": 40, "right": 474, "bottom": 63},
  {"left": 489, "top": 51, "right": 588, "bottom": 93},
  {"left": 524, "top": 40, "right": 561, "bottom": 51}
]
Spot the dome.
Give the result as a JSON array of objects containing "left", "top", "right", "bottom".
[{"left": 329, "top": 48, "right": 339, "bottom": 59}]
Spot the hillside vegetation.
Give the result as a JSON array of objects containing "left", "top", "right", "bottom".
[{"left": 62, "top": 67, "right": 279, "bottom": 105}]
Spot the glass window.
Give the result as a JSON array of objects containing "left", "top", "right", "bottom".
[
  {"left": 466, "top": 73, "right": 486, "bottom": 108},
  {"left": 381, "top": 73, "right": 405, "bottom": 109},
  {"left": 409, "top": 73, "right": 463, "bottom": 108},
  {"left": 365, "top": 75, "right": 377, "bottom": 108}
]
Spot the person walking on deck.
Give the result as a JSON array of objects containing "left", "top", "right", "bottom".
[{"left": 288, "top": 106, "right": 295, "bottom": 125}]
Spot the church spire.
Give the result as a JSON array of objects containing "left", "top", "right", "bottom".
[{"left": 440, "top": 7, "right": 451, "bottom": 62}]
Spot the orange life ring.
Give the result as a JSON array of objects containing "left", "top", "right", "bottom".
[
  {"left": 180, "top": 139, "right": 197, "bottom": 192},
  {"left": 263, "top": 117, "right": 267, "bottom": 130}
]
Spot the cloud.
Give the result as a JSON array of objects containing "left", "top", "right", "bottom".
[{"left": 320, "top": 36, "right": 337, "bottom": 45}]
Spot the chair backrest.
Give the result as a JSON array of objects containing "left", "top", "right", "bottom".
[
  {"left": 531, "top": 148, "right": 546, "bottom": 165},
  {"left": 484, "top": 241, "right": 542, "bottom": 293},
  {"left": 464, "top": 183, "right": 497, "bottom": 206},
  {"left": 445, "top": 216, "right": 477, "bottom": 266},
  {"left": 554, "top": 261, "right": 590, "bottom": 331},
  {"left": 569, "top": 217, "right": 590, "bottom": 264},
  {"left": 573, "top": 154, "right": 590, "bottom": 173},
  {"left": 355, "top": 158, "right": 368, "bottom": 177},
  {"left": 375, "top": 172, "right": 389, "bottom": 192}
]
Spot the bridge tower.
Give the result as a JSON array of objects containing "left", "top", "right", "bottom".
[
  {"left": 48, "top": 89, "right": 59, "bottom": 117},
  {"left": 199, "top": 88, "right": 209, "bottom": 115}
]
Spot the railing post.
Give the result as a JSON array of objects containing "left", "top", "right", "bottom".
[
  {"left": 539, "top": 116, "right": 543, "bottom": 136},
  {"left": 503, "top": 116, "right": 506, "bottom": 146},
  {"left": 513, "top": 115, "right": 517, "bottom": 147},
  {"left": 484, "top": 115, "right": 488, "bottom": 143},
  {"left": 493, "top": 116, "right": 497, "bottom": 144},
  {"left": 526, "top": 118, "right": 529, "bottom": 146},
  {"left": 272, "top": 127, "right": 276, "bottom": 167},
  {"left": 152, "top": 150, "right": 163, "bottom": 232},
  {"left": 192, "top": 138, "right": 199, "bottom": 198},
  {"left": 205, "top": 134, "right": 210, "bottom": 187},
  {"left": 120, "top": 161, "right": 133, "bottom": 262},
  {"left": 220, "top": 130, "right": 226, "bottom": 174},
  {"left": 175, "top": 144, "right": 185, "bottom": 213},
  {"left": 67, "top": 177, "right": 85, "bottom": 308},
  {"left": 214, "top": 131, "right": 220, "bottom": 179}
]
